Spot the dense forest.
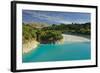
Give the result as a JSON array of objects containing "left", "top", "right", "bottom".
[{"left": 23, "top": 22, "right": 91, "bottom": 44}]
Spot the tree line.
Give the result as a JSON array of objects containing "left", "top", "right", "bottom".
[{"left": 42, "top": 22, "right": 91, "bottom": 35}]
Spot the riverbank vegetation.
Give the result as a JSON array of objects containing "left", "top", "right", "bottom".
[{"left": 23, "top": 22, "right": 91, "bottom": 44}]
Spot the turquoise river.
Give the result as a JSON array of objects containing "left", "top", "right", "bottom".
[{"left": 22, "top": 41, "right": 91, "bottom": 63}]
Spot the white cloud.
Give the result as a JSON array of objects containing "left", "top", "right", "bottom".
[{"left": 57, "top": 20, "right": 72, "bottom": 24}]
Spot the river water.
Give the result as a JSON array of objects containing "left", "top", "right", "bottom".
[{"left": 23, "top": 41, "right": 91, "bottom": 63}]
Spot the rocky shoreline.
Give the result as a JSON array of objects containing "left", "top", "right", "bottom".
[{"left": 22, "top": 40, "right": 39, "bottom": 54}]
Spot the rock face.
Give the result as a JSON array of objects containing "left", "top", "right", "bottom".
[{"left": 23, "top": 40, "right": 39, "bottom": 54}]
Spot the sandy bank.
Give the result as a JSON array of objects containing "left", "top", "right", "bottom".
[
  {"left": 62, "top": 34, "right": 90, "bottom": 42},
  {"left": 23, "top": 40, "right": 39, "bottom": 54}
]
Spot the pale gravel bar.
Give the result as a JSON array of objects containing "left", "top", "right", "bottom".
[{"left": 62, "top": 34, "right": 90, "bottom": 42}]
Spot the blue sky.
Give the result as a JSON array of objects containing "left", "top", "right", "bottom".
[{"left": 22, "top": 10, "right": 91, "bottom": 24}]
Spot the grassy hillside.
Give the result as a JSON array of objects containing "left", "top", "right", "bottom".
[{"left": 23, "top": 22, "right": 50, "bottom": 29}]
